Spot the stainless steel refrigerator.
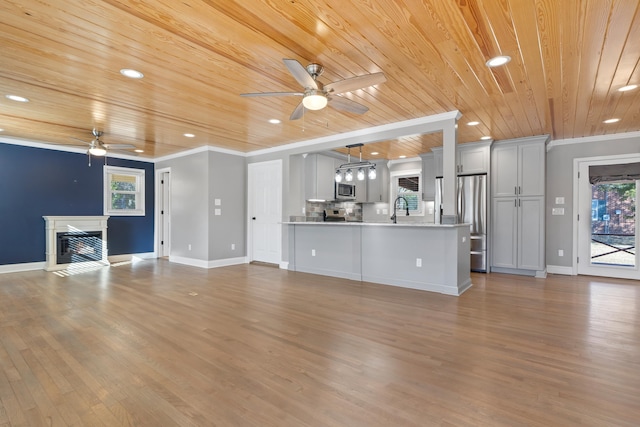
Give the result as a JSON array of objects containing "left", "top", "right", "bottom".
[{"left": 435, "top": 174, "right": 487, "bottom": 272}]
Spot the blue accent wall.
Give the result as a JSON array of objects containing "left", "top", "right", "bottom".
[{"left": 0, "top": 142, "right": 154, "bottom": 265}]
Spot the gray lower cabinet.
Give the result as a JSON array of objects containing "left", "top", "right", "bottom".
[{"left": 491, "top": 194, "right": 545, "bottom": 271}]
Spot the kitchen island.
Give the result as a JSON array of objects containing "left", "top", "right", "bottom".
[{"left": 286, "top": 222, "right": 471, "bottom": 296}]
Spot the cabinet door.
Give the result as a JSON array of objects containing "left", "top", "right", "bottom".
[
  {"left": 491, "top": 145, "right": 518, "bottom": 197},
  {"left": 365, "top": 161, "right": 389, "bottom": 202},
  {"left": 433, "top": 150, "right": 443, "bottom": 177},
  {"left": 458, "top": 145, "right": 488, "bottom": 174},
  {"left": 355, "top": 176, "right": 367, "bottom": 202},
  {"left": 305, "top": 154, "right": 335, "bottom": 201},
  {"left": 491, "top": 197, "right": 518, "bottom": 269},
  {"left": 421, "top": 153, "right": 435, "bottom": 200},
  {"left": 518, "top": 143, "right": 545, "bottom": 196},
  {"left": 517, "top": 196, "right": 545, "bottom": 270}
]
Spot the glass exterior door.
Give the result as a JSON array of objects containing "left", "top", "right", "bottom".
[{"left": 589, "top": 181, "right": 636, "bottom": 267}]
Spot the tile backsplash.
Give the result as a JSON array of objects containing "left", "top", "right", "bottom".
[{"left": 304, "top": 201, "right": 362, "bottom": 222}]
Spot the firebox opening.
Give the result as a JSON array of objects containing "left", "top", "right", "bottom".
[{"left": 56, "top": 231, "right": 103, "bottom": 265}]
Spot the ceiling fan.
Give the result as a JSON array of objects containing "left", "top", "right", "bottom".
[
  {"left": 70, "top": 129, "right": 138, "bottom": 166},
  {"left": 241, "top": 58, "right": 386, "bottom": 120}
]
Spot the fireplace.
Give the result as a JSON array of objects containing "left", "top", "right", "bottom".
[{"left": 43, "top": 216, "right": 109, "bottom": 271}]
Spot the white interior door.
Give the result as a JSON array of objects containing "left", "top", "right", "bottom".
[
  {"left": 577, "top": 159, "right": 639, "bottom": 279},
  {"left": 248, "top": 160, "right": 282, "bottom": 264}
]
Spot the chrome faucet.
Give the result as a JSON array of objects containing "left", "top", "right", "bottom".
[{"left": 391, "top": 196, "right": 410, "bottom": 223}]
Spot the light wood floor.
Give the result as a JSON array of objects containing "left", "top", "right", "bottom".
[{"left": 1, "top": 260, "right": 639, "bottom": 426}]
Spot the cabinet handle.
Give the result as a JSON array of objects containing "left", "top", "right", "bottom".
[
  {"left": 519, "top": 186, "right": 522, "bottom": 194},
  {"left": 518, "top": 199, "right": 521, "bottom": 207},
  {"left": 515, "top": 186, "right": 517, "bottom": 195},
  {"left": 514, "top": 199, "right": 517, "bottom": 208}
]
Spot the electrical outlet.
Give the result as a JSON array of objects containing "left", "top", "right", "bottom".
[
  {"left": 231, "top": 243, "right": 235, "bottom": 250},
  {"left": 416, "top": 258, "right": 422, "bottom": 267},
  {"left": 188, "top": 244, "right": 192, "bottom": 251},
  {"left": 311, "top": 249, "right": 316, "bottom": 256},
  {"left": 558, "top": 249, "right": 564, "bottom": 257}
]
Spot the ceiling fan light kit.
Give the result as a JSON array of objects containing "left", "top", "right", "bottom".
[
  {"left": 89, "top": 146, "right": 107, "bottom": 156},
  {"left": 302, "top": 91, "right": 328, "bottom": 110}
]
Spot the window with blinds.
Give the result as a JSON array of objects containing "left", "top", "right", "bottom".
[
  {"left": 390, "top": 170, "right": 423, "bottom": 214},
  {"left": 104, "top": 166, "right": 145, "bottom": 216}
]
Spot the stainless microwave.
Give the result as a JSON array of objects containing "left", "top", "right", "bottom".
[{"left": 335, "top": 182, "right": 356, "bottom": 200}]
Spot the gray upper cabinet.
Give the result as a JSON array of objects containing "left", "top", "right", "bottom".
[
  {"left": 432, "top": 140, "right": 491, "bottom": 177},
  {"left": 491, "top": 136, "right": 546, "bottom": 197},
  {"left": 420, "top": 152, "right": 436, "bottom": 200},
  {"left": 304, "top": 153, "right": 335, "bottom": 201},
  {"left": 365, "top": 160, "right": 389, "bottom": 203}
]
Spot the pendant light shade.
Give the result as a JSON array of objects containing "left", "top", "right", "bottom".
[{"left": 345, "top": 168, "right": 353, "bottom": 182}]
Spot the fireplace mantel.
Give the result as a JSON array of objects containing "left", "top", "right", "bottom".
[{"left": 43, "top": 216, "right": 110, "bottom": 271}]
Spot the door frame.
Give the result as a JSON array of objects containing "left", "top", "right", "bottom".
[
  {"left": 247, "top": 159, "right": 283, "bottom": 265},
  {"left": 155, "top": 167, "right": 171, "bottom": 258},
  {"left": 573, "top": 153, "right": 640, "bottom": 277}
]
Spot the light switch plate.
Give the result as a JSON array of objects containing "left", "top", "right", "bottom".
[
  {"left": 552, "top": 207, "right": 564, "bottom": 215},
  {"left": 214, "top": 209, "right": 221, "bottom": 215},
  {"left": 555, "top": 197, "right": 565, "bottom": 205},
  {"left": 215, "top": 198, "right": 221, "bottom": 206}
]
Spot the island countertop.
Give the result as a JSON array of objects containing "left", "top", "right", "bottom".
[
  {"left": 286, "top": 221, "right": 471, "bottom": 296},
  {"left": 283, "top": 221, "right": 469, "bottom": 228}
]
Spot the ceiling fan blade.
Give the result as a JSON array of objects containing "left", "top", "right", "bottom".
[
  {"left": 329, "top": 96, "right": 369, "bottom": 114},
  {"left": 325, "top": 72, "right": 386, "bottom": 94},
  {"left": 70, "top": 137, "right": 92, "bottom": 146},
  {"left": 283, "top": 59, "right": 318, "bottom": 90},
  {"left": 103, "top": 143, "right": 136, "bottom": 149},
  {"left": 289, "top": 102, "right": 305, "bottom": 120},
  {"left": 240, "top": 91, "right": 304, "bottom": 97}
]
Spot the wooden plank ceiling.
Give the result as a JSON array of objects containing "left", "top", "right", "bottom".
[{"left": 0, "top": 0, "right": 638, "bottom": 160}]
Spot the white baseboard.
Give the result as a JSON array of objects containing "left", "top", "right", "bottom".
[
  {"left": 109, "top": 252, "right": 156, "bottom": 263},
  {"left": 279, "top": 261, "right": 289, "bottom": 270},
  {"left": 547, "top": 265, "right": 574, "bottom": 275},
  {"left": 206, "top": 256, "right": 248, "bottom": 268},
  {"left": 169, "top": 255, "right": 248, "bottom": 269},
  {"left": 0, "top": 262, "right": 46, "bottom": 274}
]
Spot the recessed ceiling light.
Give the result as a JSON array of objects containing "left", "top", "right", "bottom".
[
  {"left": 370, "top": 151, "right": 379, "bottom": 155},
  {"left": 134, "top": 149, "right": 144, "bottom": 153},
  {"left": 467, "top": 121, "right": 480, "bottom": 126},
  {"left": 183, "top": 133, "right": 195, "bottom": 138},
  {"left": 6, "top": 94, "right": 29, "bottom": 102},
  {"left": 480, "top": 136, "right": 492, "bottom": 140},
  {"left": 120, "top": 68, "right": 144, "bottom": 79},
  {"left": 399, "top": 155, "right": 407, "bottom": 159},
  {"left": 618, "top": 84, "right": 638, "bottom": 92},
  {"left": 268, "top": 119, "right": 281, "bottom": 124},
  {"left": 603, "top": 118, "right": 620, "bottom": 124},
  {"left": 486, "top": 56, "right": 511, "bottom": 67}
]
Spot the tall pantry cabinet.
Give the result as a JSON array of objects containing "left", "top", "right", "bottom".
[{"left": 490, "top": 135, "right": 549, "bottom": 276}]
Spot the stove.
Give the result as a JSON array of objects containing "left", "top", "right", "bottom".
[{"left": 323, "top": 208, "right": 346, "bottom": 222}]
